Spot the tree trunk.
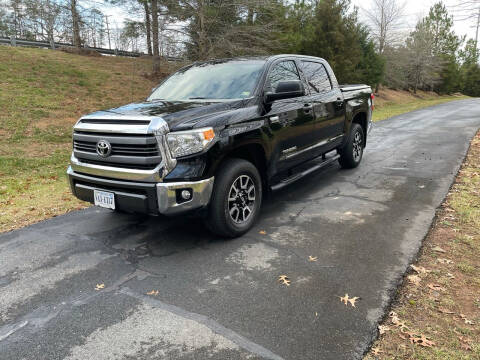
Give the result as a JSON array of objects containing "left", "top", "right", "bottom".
[
  {"left": 70, "top": 0, "right": 81, "bottom": 47},
  {"left": 151, "top": 0, "right": 160, "bottom": 73},
  {"left": 144, "top": 1, "right": 152, "bottom": 56},
  {"left": 197, "top": 0, "right": 207, "bottom": 60}
]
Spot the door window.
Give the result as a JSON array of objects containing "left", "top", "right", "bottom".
[
  {"left": 266, "top": 60, "right": 301, "bottom": 93},
  {"left": 300, "top": 61, "right": 332, "bottom": 93}
]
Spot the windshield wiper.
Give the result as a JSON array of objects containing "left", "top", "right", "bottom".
[{"left": 188, "top": 97, "right": 208, "bottom": 100}]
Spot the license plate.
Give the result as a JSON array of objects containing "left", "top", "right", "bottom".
[{"left": 94, "top": 190, "right": 115, "bottom": 209}]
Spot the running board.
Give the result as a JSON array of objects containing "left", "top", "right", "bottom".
[{"left": 270, "top": 154, "right": 340, "bottom": 191}]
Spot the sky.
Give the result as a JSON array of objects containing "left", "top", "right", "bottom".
[{"left": 353, "top": 0, "right": 479, "bottom": 42}]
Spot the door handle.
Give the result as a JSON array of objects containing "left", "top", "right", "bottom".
[{"left": 269, "top": 115, "right": 280, "bottom": 124}]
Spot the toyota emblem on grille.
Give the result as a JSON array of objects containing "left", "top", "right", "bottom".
[{"left": 96, "top": 140, "right": 112, "bottom": 157}]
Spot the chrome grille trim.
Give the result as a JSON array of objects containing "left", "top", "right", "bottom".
[{"left": 70, "top": 115, "right": 177, "bottom": 182}]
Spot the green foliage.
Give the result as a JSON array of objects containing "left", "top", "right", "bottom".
[
  {"left": 299, "top": 0, "right": 362, "bottom": 83},
  {"left": 355, "top": 25, "right": 385, "bottom": 88},
  {"left": 280, "top": 0, "right": 383, "bottom": 86},
  {"left": 463, "top": 64, "right": 480, "bottom": 97}
]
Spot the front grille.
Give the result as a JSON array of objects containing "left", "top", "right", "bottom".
[
  {"left": 74, "top": 140, "right": 160, "bottom": 157},
  {"left": 73, "top": 130, "right": 162, "bottom": 170}
]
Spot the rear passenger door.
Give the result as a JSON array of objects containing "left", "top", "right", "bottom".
[
  {"left": 264, "top": 59, "right": 317, "bottom": 171},
  {"left": 299, "top": 61, "right": 345, "bottom": 152}
]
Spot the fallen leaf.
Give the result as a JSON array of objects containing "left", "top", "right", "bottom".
[
  {"left": 437, "top": 258, "right": 453, "bottom": 264},
  {"left": 411, "top": 264, "right": 430, "bottom": 274},
  {"left": 371, "top": 346, "right": 382, "bottom": 355},
  {"left": 378, "top": 325, "right": 390, "bottom": 335},
  {"left": 458, "top": 336, "right": 473, "bottom": 351},
  {"left": 460, "top": 314, "right": 474, "bottom": 325},
  {"left": 95, "top": 283, "right": 105, "bottom": 291},
  {"left": 339, "top": 294, "right": 360, "bottom": 307},
  {"left": 427, "top": 283, "right": 446, "bottom": 292},
  {"left": 259, "top": 230, "right": 267, "bottom": 235},
  {"left": 438, "top": 307, "right": 454, "bottom": 314},
  {"left": 308, "top": 255, "right": 318, "bottom": 262},
  {"left": 446, "top": 272, "right": 455, "bottom": 279},
  {"left": 432, "top": 246, "right": 446, "bottom": 253},
  {"left": 407, "top": 274, "right": 421, "bottom": 286},
  {"left": 390, "top": 312, "right": 408, "bottom": 331},
  {"left": 278, "top": 275, "right": 291, "bottom": 286},
  {"left": 409, "top": 333, "right": 435, "bottom": 347},
  {"left": 146, "top": 290, "right": 159, "bottom": 296}
]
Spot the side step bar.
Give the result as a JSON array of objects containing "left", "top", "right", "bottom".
[{"left": 270, "top": 154, "right": 340, "bottom": 191}]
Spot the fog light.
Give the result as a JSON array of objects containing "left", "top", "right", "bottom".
[{"left": 181, "top": 189, "right": 192, "bottom": 200}]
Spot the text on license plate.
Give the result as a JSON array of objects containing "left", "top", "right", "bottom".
[{"left": 94, "top": 190, "right": 115, "bottom": 209}]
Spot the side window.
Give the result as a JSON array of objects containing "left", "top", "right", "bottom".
[
  {"left": 266, "top": 60, "right": 300, "bottom": 92},
  {"left": 300, "top": 61, "right": 332, "bottom": 93}
]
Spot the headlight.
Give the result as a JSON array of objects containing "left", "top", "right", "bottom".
[{"left": 167, "top": 127, "right": 216, "bottom": 158}]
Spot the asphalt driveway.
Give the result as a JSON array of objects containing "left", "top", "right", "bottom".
[{"left": 1, "top": 99, "right": 480, "bottom": 360}]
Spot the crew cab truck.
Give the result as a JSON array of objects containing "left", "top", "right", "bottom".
[{"left": 67, "top": 55, "right": 373, "bottom": 237}]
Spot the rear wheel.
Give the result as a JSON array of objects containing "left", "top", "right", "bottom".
[
  {"left": 206, "top": 158, "right": 262, "bottom": 238},
  {"left": 338, "top": 123, "right": 364, "bottom": 169}
]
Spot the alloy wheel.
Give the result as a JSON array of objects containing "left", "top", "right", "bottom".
[{"left": 227, "top": 175, "right": 256, "bottom": 224}]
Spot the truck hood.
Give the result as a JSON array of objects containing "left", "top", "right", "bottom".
[{"left": 86, "top": 99, "right": 253, "bottom": 131}]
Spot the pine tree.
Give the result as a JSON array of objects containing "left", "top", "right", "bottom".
[{"left": 299, "top": 0, "right": 363, "bottom": 84}]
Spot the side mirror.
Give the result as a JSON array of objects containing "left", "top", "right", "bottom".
[{"left": 265, "top": 80, "right": 305, "bottom": 103}]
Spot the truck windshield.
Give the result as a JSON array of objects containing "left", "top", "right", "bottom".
[{"left": 147, "top": 60, "right": 265, "bottom": 101}]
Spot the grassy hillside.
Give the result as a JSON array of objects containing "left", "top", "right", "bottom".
[
  {"left": 0, "top": 46, "right": 469, "bottom": 232},
  {"left": 0, "top": 46, "right": 176, "bottom": 232},
  {"left": 373, "top": 88, "right": 468, "bottom": 122}
]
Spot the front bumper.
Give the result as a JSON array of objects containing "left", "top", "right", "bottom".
[{"left": 67, "top": 166, "right": 214, "bottom": 216}]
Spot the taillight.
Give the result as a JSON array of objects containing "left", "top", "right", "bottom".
[{"left": 370, "top": 93, "right": 375, "bottom": 110}]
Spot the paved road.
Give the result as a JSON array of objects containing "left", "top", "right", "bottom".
[{"left": 1, "top": 99, "right": 479, "bottom": 360}]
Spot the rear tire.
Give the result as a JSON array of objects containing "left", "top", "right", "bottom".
[
  {"left": 206, "top": 158, "right": 262, "bottom": 238},
  {"left": 338, "top": 123, "right": 364, "bottom": 169}
]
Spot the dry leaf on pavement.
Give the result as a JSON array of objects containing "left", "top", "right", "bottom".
[
  {"left": 278, "top": 275, "right": 291, "bottom": 286},
  {"left": 95, "top": 283, "right": 105, "bottom": 291},
  {"left": 339, "top": 294, "right": 359, "bottom": 307},
  {"left": 308, "top": 255, "right": 318, "bottom": 262},
  {"left": 259, "top": 230, "right": 267, "bottom": 235},
  {"left": 146, "top": 290, "right": 159, "bottom": 296}
]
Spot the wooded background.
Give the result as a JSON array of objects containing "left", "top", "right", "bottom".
[{"left": 0, "top": 0, "right": 479, "bottom": 96}]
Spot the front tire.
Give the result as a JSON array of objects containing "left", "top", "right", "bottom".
[
  {"left": 338, "top": 123, "right": 364, "bottom": 169},
  {"left": 206, "top": 158, "right": 262, "bottom": 238}
]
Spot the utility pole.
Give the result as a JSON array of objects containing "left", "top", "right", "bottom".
[{"left": 104, "top": 14, "right": 112, "bottom": 50}]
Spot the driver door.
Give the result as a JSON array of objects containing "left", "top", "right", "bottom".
[{"left": 264, "top": 59, "right": 317, "bottom": 172}]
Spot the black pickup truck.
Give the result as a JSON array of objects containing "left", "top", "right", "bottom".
[{"left": 67, "top": 55, "right": 373, "bottom": 237}]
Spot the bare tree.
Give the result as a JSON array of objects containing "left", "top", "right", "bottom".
[
  {"left": 450, "top": 0, "right": 480, "bottom": 56},
  {"left": 363, "top": 0, "right": 405, "bottom": 92}
]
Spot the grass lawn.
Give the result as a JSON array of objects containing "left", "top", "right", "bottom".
[
  {"left": 0, "top": 46, "right": 177, "bottom": 232},
  {"left": 0, "top": 46, "right": 472, "bottom": 232},
  {"left": 373, "top": 89, "right": 469, "bottom": 122},
  {"left": 365, "top": 132, "right": 480, "bottom": 359}
]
